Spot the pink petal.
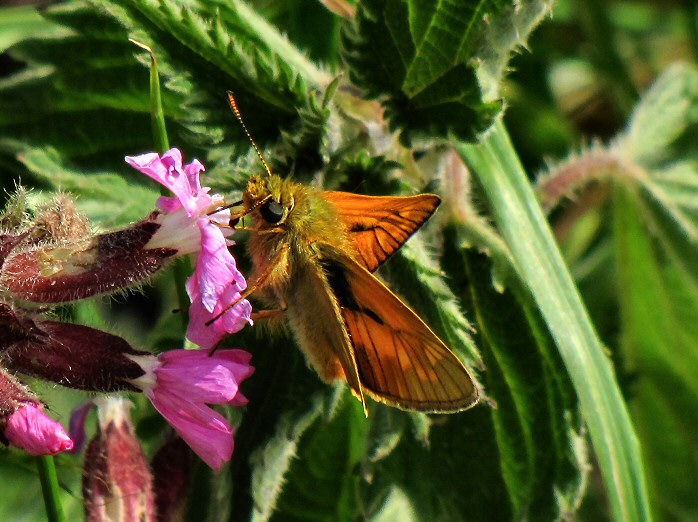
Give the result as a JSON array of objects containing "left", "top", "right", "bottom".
[
  {"left": 193, "top": 219, "right": 247, "bottom": 310},
  {"left": 185, "top": 220, "right": 251, "bottom": 348},
  {"left": 155, "top": 349, "right": 254, "bottom": 403},
  {"left": 148, "top": 390, "right": 233, "bottom": 471},
  {"left": 6, "top": 404, "right": 74, "bottom": 455},
  {"left": 125, "top": 148, "right": 212, "bottom": 217},
  {"left": 67, "top": 401, "right": 96, "bottom": 454}
]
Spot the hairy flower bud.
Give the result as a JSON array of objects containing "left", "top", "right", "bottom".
[
  {"left": 83, "top": 398, "right": 155, "bottom": 522},
  {"left": 0, "top": 216, "right": 177, "bottom": 304},
  {"left": 0, "top": 304, "right": 146, "bottom": 392}
]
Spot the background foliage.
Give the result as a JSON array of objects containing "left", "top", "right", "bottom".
[{"left": 1, "top": 0, "right": 697, "bottom": 520}]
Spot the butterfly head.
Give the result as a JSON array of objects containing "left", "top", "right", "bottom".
[{"left": 243, "top": 174, "right": 296, "bottom": 228}]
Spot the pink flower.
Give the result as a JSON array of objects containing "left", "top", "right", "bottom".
[
  {"left": 132, "top": 349, "right": 254, "bottom": 471},
  {"left": 125, "top": 148, "right": 252, "bottom": 348},
  {"left": 5, "top": 403, "right": 74, "bottom": 455}
]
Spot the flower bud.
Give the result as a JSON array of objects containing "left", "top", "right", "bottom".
[
  {"left": 0, "top": 304, "right": 146, "bottom": 392},
  {"left": 0, "top": 366, "right": 73, "bottom": 455},
  {"left": 1, "top": 216, "right": 177, "bottom": 304},
  {"left": 83, "top": 398, "right": 155, "bottom": 522}
]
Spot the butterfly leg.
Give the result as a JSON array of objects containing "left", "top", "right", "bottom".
[
  {"left": 205, "top": 244, "right": 290, "bottom": 326},
  {"left": 251, "top": 299, "right": 287, "bottom": 322}
]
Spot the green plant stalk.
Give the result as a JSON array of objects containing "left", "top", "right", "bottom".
[
  {"left": 144, "top": 42, "right": 191, "bottom": 331},
  {"left": 149, "top": 51, "right": 170, "bottom": 154},
  {"left": 457, "top": 119, "right": 652, "bottom": 521},
  {"left": 37, "top": 456, "right": 64, "bottom": 522}
]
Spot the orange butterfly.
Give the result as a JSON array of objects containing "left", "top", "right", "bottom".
[{"left": 227, "top": 94, "right": 479, "bottom": 413}]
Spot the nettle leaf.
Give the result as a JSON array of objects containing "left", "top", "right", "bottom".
[
  {"left": 624, "top": 63, "right": 698, "bottom": 165},
  {"left": 13, "top": 145, "right": 157, "bottom": 227},
  {"left": 271, "top": 396, "right": 369, "bottom": 522},
  {"left": 343, "top": 0, "right": 502, "bottom": 145},
  {"left": 538, "top": 63, "right": 698, "bottom": 519},
  {"left": 461, "top": 249, "right": 585, "bottom": 520},
  {"left": 108, "top": 0, "right": 328, "bottom": 109},
  {"left": 475, "top": 0, "right": 553, "bottom": 99},
  {"left": 363, "top": 404, "right": 508, "bottom": 521},
  {"left": 89, "top": 0, "right": 332, "bottom": 164},
  {"left": 620, "top": 64, "right": 698, "bottom": 291},
  {"left": 614, "top": 186, "right": 698, "bottom": 520},
  {"left": 249, "top": 395, "right": 326, "bottom": 522},
  {"left": 0, "top": 5, "right": 70, "bottom": 52},
  {"left": 1, "top": 0, "right": 331, "bottom": 186}
]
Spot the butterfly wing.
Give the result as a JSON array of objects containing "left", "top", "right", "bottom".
[
  {"left": 318, "top": 244, "right": 479, "bottom": 413},
  {"left": 323, "top": 191, "right": 440, "bottom": 272}
]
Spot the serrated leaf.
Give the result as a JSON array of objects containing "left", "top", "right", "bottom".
[
  {"left": 463, "top": 248, "right": 585, "bottom": 520},
  {"left": 249, "top": 395, "right": 326, "bottom": 522},
  {"left": 624, "top": 63, "right": 698, "bottom": 164},
  {"left": 475, "top": 0, "right": 553, "bottom": 99},
  {"left": 270, "top": 396, "right": 368, "bottom": 522},
  {"left": 363, "top": 405, "right": 509, "bottom": 521},
  {"left": 112, "top": 0, "right": 328, "bottom": 108},
  {"left": 0, "top": 0, "right": 331, "bottom": 187},
  {"left": 343, "top": 0, "right": 502, "bottom": 145},
  {"left": 0, "top": 5, "right": 71, "bottom": 52},
  {"left": 14, "top": 145, "right": 157, "bottom": 226}
]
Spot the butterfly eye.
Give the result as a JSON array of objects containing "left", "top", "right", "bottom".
[{"left": 260, "top": 200, "right": 285, "bottom": 224}]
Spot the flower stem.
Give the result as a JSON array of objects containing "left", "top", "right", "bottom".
[
  {"left": 139, "top": 39, "right": 191, "bottom": 331},
  {"left": 37, "top": 455, "right": 64, "bottom": 522},
  {"left": 456, "top": 119, "right": 652, "bottom": 521}
]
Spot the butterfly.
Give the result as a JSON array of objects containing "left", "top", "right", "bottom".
[{"left": 226, "top": 93, "right": 479, "bottom": 413}]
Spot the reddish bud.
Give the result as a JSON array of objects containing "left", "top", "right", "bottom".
[
  {"left": 0, "top": 216, "right": 177, "bottom": 304},
  {"left": 83, "top": 398, "right": 155, "bottom": 522},
  {"left": 0, "top": 304, "right": 146, "bottom": 392}
]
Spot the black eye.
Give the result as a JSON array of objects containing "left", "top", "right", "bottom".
[{"left": 260, "top": 200, "right": 285, "bottom": 223}]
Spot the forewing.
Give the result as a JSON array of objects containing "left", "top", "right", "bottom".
[
  {"left": 319, "top": 244, "right": 479, "bottom": 412},
  {"left": 323, "top": 191, "right": 440, "bottom": 272}
]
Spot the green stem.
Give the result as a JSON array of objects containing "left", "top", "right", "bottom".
[
  {"left": 457, "top": 119, "right": 652, "bottom": 521},
  {"left": 37, "top": 456, "right": 64, "bottom": 522},
  {"left": 137, "top": 40, "right": 191, "bottom": 331},
  {"left": 149, "top": 50, "right": 170, "bottom": 154}
]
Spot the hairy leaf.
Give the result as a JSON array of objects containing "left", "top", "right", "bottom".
[{"left": 343, "top": 0, "right": 502, "bottom": 145}]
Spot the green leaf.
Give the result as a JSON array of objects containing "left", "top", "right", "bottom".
[
  {"left": 249, "top": 395, "right": 327, "bottom": 522},
  {"left": 270, "top": 396, "right": 368, "bottom": 522},
  {"left": 614, "top": 184, "right": 698, "bottom": 520},
  {"left": 474, "top": 0, "right": 553, "bottom": 99},
  {"left": 0, "top": 5, "right": 70, "bottom": 52},
  {"left": 13, "top": 145, "right": 157, "bottom": 227},
  {"left": 462, "top": 248, "right": 585, "bottom": 520},
  {"left": 624, "top": 63, "right": 698, "bottom": 165},
  {"left": 458, "top": 120, "right": 652, "bottom": 522},
  {"left": 0, "top": 0, "right": 331, "bottom": 185},
  {"left": 343, "top": 0, "right": 501, "bottom": 145},
  {"left": 362, "top": 405, "right": 510, "bottom": 521}
]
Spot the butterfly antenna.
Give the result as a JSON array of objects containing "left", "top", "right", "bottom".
[{"left": 226, "top": 91, "right": 273, "bottom": 177}]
